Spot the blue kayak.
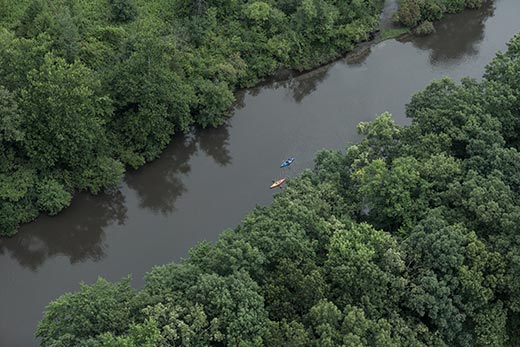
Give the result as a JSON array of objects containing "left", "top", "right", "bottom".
[{"left": 280, "top": 157, "right": 295, "bottom": 168}]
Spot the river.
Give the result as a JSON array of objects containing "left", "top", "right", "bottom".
[{"left": 1, "top": 1, "right": 520, "bottom": 345}]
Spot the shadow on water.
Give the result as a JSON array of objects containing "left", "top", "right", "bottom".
[
  {"left": 124, "top": 134, "right": 196, "bottom": 216},
  {"left": 196, "top": 125, "right": 232, "bottom": 166},
  {"left": 235, "top": 66, "right": 330, "bottom": 107},
  {"left": 0, "top": 191, "right": 127, "bottom": 271},
  {"left": 344, "top": 44, "right": 373, "bottom": 66},
  {"left": 286, "top": 68, "right": 330, "bottom": 103},
  {"left": 125, "top": 123, "right": 232, "bottom": 215},
  {"left": 402, "top": 1, "right": 495, "bottom": 65}
]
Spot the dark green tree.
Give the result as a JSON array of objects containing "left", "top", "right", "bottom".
[{"left": 108, "top": 0, "right": 138, "bottom": 23}]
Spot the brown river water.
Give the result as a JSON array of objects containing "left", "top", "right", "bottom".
[{"left": 1, "top": 1, "right": 520, "bottom": 345}]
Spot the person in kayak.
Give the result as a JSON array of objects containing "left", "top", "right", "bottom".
[{"left": 280, "top": 157, "right": 295, "bottom": 168}]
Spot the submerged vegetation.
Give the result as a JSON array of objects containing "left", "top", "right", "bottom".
[
  {"left": 38, "top": 34, "right": 520, "bottom": 346},
  {"left": 0, "top": 0, "right": 384, "bottom": 235}
]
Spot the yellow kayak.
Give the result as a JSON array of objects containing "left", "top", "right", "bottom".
[{"left": 270, "top": 178, "right": 286, "bottom": 189}]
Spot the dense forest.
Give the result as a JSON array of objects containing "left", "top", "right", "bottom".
[
  {"left": 0, "top": 0, "right": 385, "bottom": 235},
  {"left": 37, "top": 33, "right": 520, "bottom": 346}
]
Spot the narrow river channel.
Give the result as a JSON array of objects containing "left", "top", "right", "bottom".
[{"left": 1, "top": 1, "right": 520, "bottom": 345}]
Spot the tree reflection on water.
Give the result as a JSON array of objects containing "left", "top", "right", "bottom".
[
  {"left": 405, "top": 1, "right": 495, "bottom": 66},
  {"left": 0, "top": 190, "right": 127, "bottom": 271},
  {"left": 125, "top": 124, "right": 232, "bottom": 215}
]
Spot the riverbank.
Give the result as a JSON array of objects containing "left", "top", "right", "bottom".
[{"left": 261, "top": 0, "right": 494, "bottom": 85}]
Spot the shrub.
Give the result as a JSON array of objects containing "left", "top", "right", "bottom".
[
  {"left": 465, "top": 0, "right": 483, "bottom": 9},
  {"left": 444, "top": 0, "right": 465, "bottom": 13},
  {"left": 420, "top": 0, "right": 445, "bottom": 21},
  {"left": 36, "top": 178, "right": 72, "bottom": 215},
  {"left": 414, "top": 20, "right": 435, "bottom": 35},
  {"left": 108, "top": 0, "right": 137, "bottom": 23},
  {"left": 397, "top": 0, "right": 422, "bottom": 27}
]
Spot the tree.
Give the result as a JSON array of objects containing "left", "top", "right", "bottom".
[
  {"left": 397, "top": 0, "right": 421, "bottom": 27},
  {"left": 144, "top": 267, "right": 268, "bottom": 345},
  {"left": 16, "top": 0, "right": 48, "bottom": 38},
  {"left": 325, "top": 223, "right": 406, "bottom": 315},
  {"left": 108, "top": 0, "right": 138, "bottom": 23},
  {"left": 36, "top": 178, "right": 72, "bottom": 215},
  {"left": 354, "top": 156, "right": 428, "bottom": 230},
  {"left": 0, "top": 85, "right": 23, "bottom": 146},
  {"left": 109, "top": 27, "right": 193, "bottom": 164},
  {"left": 36, "top": 278, "right": 139, "bottom": 347},
  {"left": 47, "top": 6, "right": 80, "bottom": 62},
  {"left": 19, "top": 54, "right": 114, "bottom": 184}
]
